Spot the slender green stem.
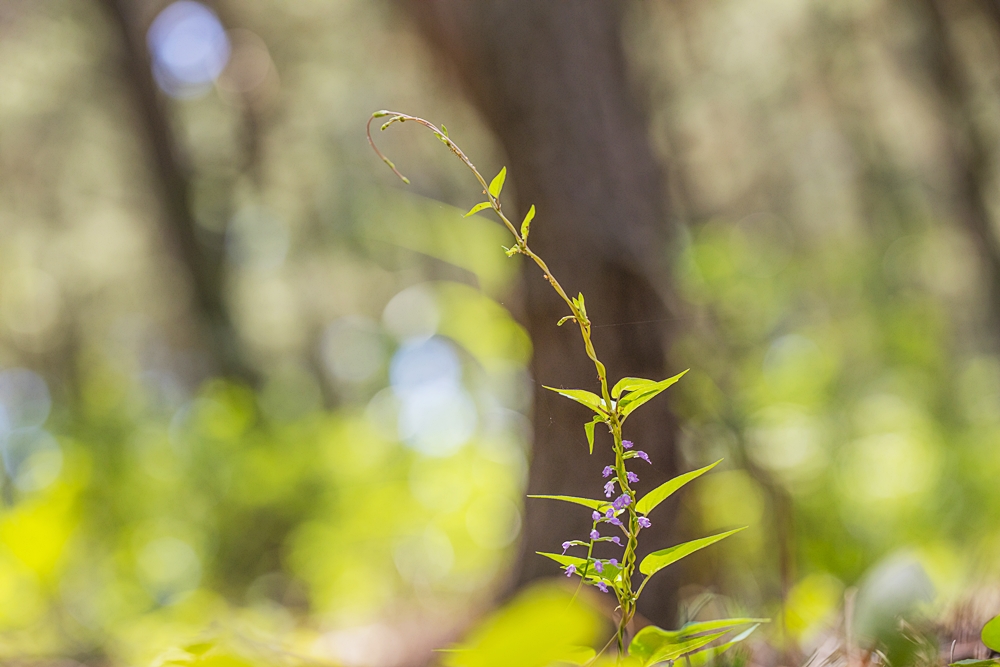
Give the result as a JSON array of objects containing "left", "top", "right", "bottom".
[{"left": 369, "top": 111, "right": 638, "bottom": 656}]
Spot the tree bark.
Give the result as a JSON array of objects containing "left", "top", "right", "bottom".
[{"left": 401, "top": 1, "right": 681, "bottom": 625}]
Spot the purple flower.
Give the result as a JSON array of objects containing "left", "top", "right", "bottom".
[
  {"left": 610, "top": 536, "right": 622, "bottom": 546},
  {"left": 565, "top": 564, "right": 576, "bottom": 577},
  {"left": 602, "top": 466, "right": 614, "bottom": 478},
  {"left": 609, "top": 559, "right": 618, "bottom": 566},
  {"left": 592, "top": 511, "right": 601, "bottom": 521},
  {"left": 597, "top": 581, "right": 609, "bottom": 593},
  {"left": 627, "top": 471, "right": 639, "bottom": 484},
  {"left": 594, "top": 560, "right": 604, "bottom": 573},
  {"left": 609, "top": 517, "right": 622, "bottom": 527},
  {"left": 604, "top": 480, "right": 616, "bottom": 498},
  {"left": 562, "top": 541, "right": 572, "bottom": 554},
  {"left": 638, "top": 517, "right": 652, "bottom": 528},
  {"left": 634, "top": 450, "right": 650, "bottom": 463},
  {"left": 613, "top": 493, "right": 632, "bottom": 511},
  {"left": 605, "top": 508, "right": 614, "bottom": 518},
  {"left": 623, "top": 440, "right": 634, "bottom": 450},
  {"left": 590, "top": 529, "right": 600, "bottom": 540}
]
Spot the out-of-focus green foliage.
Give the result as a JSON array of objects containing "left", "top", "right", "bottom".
[{"left": 3, "top": 0, "right": 1000, "bottom": 663}]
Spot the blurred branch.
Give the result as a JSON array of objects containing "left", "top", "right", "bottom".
[{"left": 95, "top": 0, "right": 255, "bottom": 383}]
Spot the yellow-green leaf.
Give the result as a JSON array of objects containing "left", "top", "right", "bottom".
[
  {"left": 489, "top": 166, "right": 507, "bottom": 198},
  {"left": 521, "top": 204, "right": 535, "bottom": 240},
  {"left": 636, "top": 460, "right": 722, "bottom": 516},
  {"left": 464, "top": 201, "right": 492, "bottom": 217},
  {"left": 543, "top": 386, "right": 607, "bottom": 415},
  {"left": 528, "top": 494, "right": 609, "bottom": 511},
  {"left": 618, "top": 370, "right": 688, "bottom": 419},
  {"left": 639, "top": 527, "right": 745, "bottom": 577}
]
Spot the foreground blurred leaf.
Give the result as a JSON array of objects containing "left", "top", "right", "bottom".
[
  {"left": 441, "top": 581, "right": 604, "bottom": 667},
  {"left": 983, "top": 615, "right": 1000, "bottom": 652}
]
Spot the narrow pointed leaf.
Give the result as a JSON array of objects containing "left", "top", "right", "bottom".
[
  {"left": 636, "top": 460, "right": 722, "bottom": 516},
  {"left": 584, "top": 417, "right": 601, "bottom": 454},
  {"left": 618, "top": 369, "right": 688, "bottom": 419},
  {"left": 629, "top": 627, "right": 727, "bottom": 665},
  {"left": 576, "top": 292, "right": 587, "bottom": 319},
  {"left": 676, "top": 618, "right": 770, "bottom": 637},
  {"left": 686, "top": 625, "right": 761, "bottom": 667},
  {"left": 639, "top": 527, "right": 745, "bottom": 577},
  {"left": 521, "top": 204, "right": 535, "bottom": 240},
  {"left": 612, "top": 377, "right": 658, "bottom": 399},
  {"left": 528, "top": 495, "right": 609, "bottom": 511},
  {"left": 536, "top": 553, "right": 621, "bottom": 583},
  {"left": 464, "top": 201, "right": 492, "bottom": 217},
  {"left": 488, "top": 166, "right": 507, "bottom": 198},
  {"left": 982, "top": 615, "right": 1000, "bottom": 652},
  {"left": 543, "top": 386, "right": 607, "bottom": 414}
]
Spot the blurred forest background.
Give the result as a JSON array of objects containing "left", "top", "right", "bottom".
[{"left": 2, "top": 0, "right": 1000, "bottom": 665}]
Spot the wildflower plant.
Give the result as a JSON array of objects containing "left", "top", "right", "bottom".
[{"left": 368, "top": 111, "right": 763, "bottom": 664}]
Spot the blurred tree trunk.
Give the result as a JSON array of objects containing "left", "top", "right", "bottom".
[
  {"left": 913, "top": 0, "right": 1000, "bottom": 336},
  {"left": 97, "top": 0, "right": 255, "bottom": 383},
  {"left": 401, "top": 1, "right": 682, "bottom": 625}
]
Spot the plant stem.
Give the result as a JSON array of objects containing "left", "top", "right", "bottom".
[{"left": 369, "top": 111, "right": 636, "bottom": 655}]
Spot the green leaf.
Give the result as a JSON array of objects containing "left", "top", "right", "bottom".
[
  {"left": 584, "top": 417, "right": 602, "bottom": 454},
  {"left": 630, "top": 627, "right": 728, "bottom": 666},
  {"left": 675, "top": 618, "right": 770, "bottom": 636},
  {"left": 611, "top": 377, "right": 658, "bottom": 400},
  {"left": 575, "top": 293, "right": 588, "bottom": 320},
  {"left": 521, "top": 205, "right": 535, "bottom": 240},
  {"left": 543, "top": 386, "right": 607, "bottom": 415},
  {"left": 618, "top": 369, "right": 688, "bottom": 419},
  {"left": 639, "top": 527, "right": 745, "bottom": 577},
  {"left": 527, "top": 495, "right": 609, "bottom": 511},
  {"left": 983, "top": 615, "right": 1000, "bottom": 652},
  {"left": 636, "top": 460, "right": 722, "bottom": 516},
  {"left": 464, "top": 201, "right": 492, "bottom": 217},
  {"left": 561, "top": 647, "right": 597, "bottom": 665},
  {"left": 489, "top": 166, "right": 507, "bottom": 198},
  {"left": 441, "top": 124, "right": 449, "bottom": 137},
  {"left": 556, "top": 315, "right": 577, "bottom": 327},
  {"left": 686, "top": 624, "right": 761, "bottom": 667},
  {"left": 628, "top": 618, "right": 766, "bottom": 662},
  {"left": 535, "top": 553, "right": 622, "bottom": 584}
]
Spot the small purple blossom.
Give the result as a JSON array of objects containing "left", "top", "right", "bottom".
[
  {"left": 610, "top": 536, "right": 622, "bottom": 546},
  {"left": 605, "top": 508, "right": 614, "bottom": 518},
  {"left": 592, "top": 511, "right": 601, "bottom": 521},
  {"left": 562, "top": 541, "right": 572, "bottom": 554},
  {"left": 638, "top": 517, "right": 652, "bottom": 528},
  {"left": 597, "top": 581, "right": 609, "bottom": 593},
  {"left": 602, "top": 466, "right": 614, "bottom": 478},
  {"left": 634, "top": 450, "right": 650, "bottom": 463},
  {"left": 613, "top": 493, "right": 632, "bottom": 511},
  {"left": 604, "top": 480, "right": 616, "bottom": 498},
  {"left": 565, "top": 564, "right": 576, "bottom": 577},
  {"left": 609, "top": 559, "right": 618, "bottom": 566},
  {"left": 623, "top": 440, "right": 634, "bottom": 450},
  {"left": 627, "top": 471, "right": 639, "bottom": 484},
  {"left": 590, "top": 529, "right": 600, "bottom": 540},
  {"left": 594, "top": 560, "right": 604, "bottom": 573},
  {"left": 609, "top": 517, "right": 622, "bottom": 527}
]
